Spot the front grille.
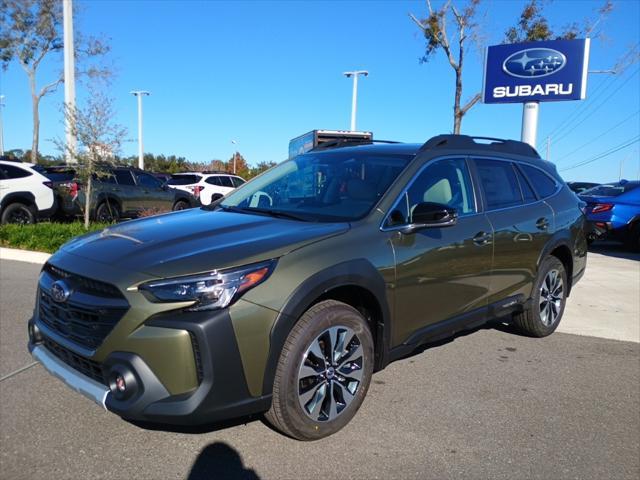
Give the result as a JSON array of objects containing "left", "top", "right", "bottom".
[
  {"left": 39, "top": 290, "right": 127, "bottom": 350},
  {"left": 42, "top": 336, "right": 106, "bottom": 385},
  {"left": 43, "top": 264, "right": 124, "bottom": 299},
  {"left": 38, "top": 263, "right": 129, "bottom": 350}
]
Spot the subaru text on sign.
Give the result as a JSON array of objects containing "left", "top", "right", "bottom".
[{"left": 482, "top": 39, "right": 591, "bottom": 104}]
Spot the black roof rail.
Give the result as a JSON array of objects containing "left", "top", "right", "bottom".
[
  {"left": 311, "top": 138, "right": 402, "bottom": 152},
  {"left": 419, "top": 134, "right": 540, "bottom": 158}
]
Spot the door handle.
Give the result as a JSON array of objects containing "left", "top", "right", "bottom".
[
  {"left": 536, "top": 217, "right": 550, "bottom": 230},
  {"left": 473, "top": 231, "right": 492, "bottom": 245}
]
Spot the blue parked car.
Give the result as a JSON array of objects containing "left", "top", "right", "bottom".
[{"left": 579, "top": 180, "right": 640, "bottom": 251}]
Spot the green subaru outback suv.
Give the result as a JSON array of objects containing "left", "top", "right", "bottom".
[{"left": 28, "top": 134, "right": 587, "bottom": 440}]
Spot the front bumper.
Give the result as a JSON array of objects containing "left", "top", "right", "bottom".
[
  {"left": 29, "top": 307, "right": 272, "bottom": 426},
  {"left": 31, "top": 344, "right": 109, "bottom": 408}
]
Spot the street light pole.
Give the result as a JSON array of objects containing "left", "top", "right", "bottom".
[
  {"left": 63, "top": 0, "right": 77, "bottom": 163},
  {"left": 343, "top": 70, "right": 368, "bottom": 131},
  {"left": 231, "top": 140, "right": 237, "bottom": 174},
  {"left": 130, "top": 91, "right": 150, "bottom": 170},
  {"left": 0, "top": 95, "right": 5, "bottom": 156}
]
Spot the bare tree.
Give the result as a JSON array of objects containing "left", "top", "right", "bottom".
[
  {"left": 57, "top": 90, "right": 127, "bottom": 228},
  {"left": 0, "top": 0, "right": 110, "bottom": 163},
  {"left": 410, "top": 0, "right": 482, "bottom": 134}
]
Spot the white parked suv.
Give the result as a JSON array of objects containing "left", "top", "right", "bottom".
[
  {"left": 0, "top": 160, "right": 56, "bottom": 224},
  {"left": 166, "top": 171, "right": 246, "bottom": 206}
]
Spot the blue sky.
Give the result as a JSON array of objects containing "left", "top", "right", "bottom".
[{"left": 1, "top": 0, "right": 639, "bottom": 182}]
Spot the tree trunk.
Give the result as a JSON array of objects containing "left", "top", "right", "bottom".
[
  {"left": 453, "top": 67, "right": 463, "bottom": 134},
  {"left": 29, "top": 73, "right": 40, "bottom": 164},
  {"left": 84, "top": 175, "right": 92, "bottom": 229}
]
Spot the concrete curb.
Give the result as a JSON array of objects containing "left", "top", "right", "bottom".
[{"left": 0, "top": 247, "right": 50, "bottom": 265}]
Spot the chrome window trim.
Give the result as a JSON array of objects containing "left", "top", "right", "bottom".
[{"left": 379, "top": 155, "right": 479, "bottom": 232}]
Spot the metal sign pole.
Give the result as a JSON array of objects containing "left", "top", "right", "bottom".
[{"left": 521, "top": 101, "right": 539, "bottom": 148}]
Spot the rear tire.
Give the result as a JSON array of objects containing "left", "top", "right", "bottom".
[
  {"left": 265, "top": 300, "right": 374, "bottom": 441},
  {"left": 95, "top": 201, "right": 120, "bottom": 223},
  {"left": 1, "top": 203, "right": 35, "bottom": 225},
  {"left": 513, "top": 256, "right": 567, "bottom": 337}
]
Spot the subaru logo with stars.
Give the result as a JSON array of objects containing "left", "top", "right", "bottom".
[
  {"left": 50, "top": 280, "right": 71, "bottom": 303},
  {"left": 502, "top": 48, "right": 566, "bottom": 78}
]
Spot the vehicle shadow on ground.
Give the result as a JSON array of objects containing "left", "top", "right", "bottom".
[
  {"left": 589, "top": 242, "right": 640, "bottom": 261},
  {"left": 127, "top": 414, "right": 260, "bottom": 435},
  {"left": 188, "top": 442, "right": 261, "bottom": 480},
  {"left": 397, "top": 319, "right": 527, "bottom": 361}
]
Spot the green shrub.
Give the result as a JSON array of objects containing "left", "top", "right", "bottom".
[{"left": 0, "top": 222, "right": 109, "bottom": 254}]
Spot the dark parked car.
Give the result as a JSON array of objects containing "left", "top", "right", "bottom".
[
  {"left": 29, "top": 134, "right": 587, "bottom": 440},
  {"left": 579, "top": 180, "right": 640, "bottom": 250},
  {"left": 56, "top": 165, "right": 199, "bottom": 222},
  {"left": 567, "top": 181, "right": 600, "bottom": 194}
]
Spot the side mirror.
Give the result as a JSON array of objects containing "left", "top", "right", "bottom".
[{"left": 401, "top": 202, "right": 457, "bottom": 234}]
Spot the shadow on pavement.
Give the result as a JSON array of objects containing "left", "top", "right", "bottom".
[
  {"left": 188, "top": 442, "right": 260, "bottom": 480},
  {"left": 588, "top": 241, "right": 640, "bottom": 261}
]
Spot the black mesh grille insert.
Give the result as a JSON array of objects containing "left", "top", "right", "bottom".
[
  {"left": 42, "top": 336, "right": 106, "bottom": 385},
  {"left": 38, "top": 263, "right": 129, "bottom": 350},
  {"left": 38, "top": 290, "right": 127, "bottom": 351},
  {"left": 43, "top": 263, "right": 124, "bottom": 299}
]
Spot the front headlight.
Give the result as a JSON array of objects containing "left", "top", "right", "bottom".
[{"left": 139, "top": 259, "right": 276, "bottom": 311}]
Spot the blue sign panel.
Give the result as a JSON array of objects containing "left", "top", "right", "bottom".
[{"left": 483, "top": 39, "right": 590, "bottom": 104}]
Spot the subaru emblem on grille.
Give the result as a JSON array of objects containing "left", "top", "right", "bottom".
[{"left": 50, "top": 281, "right": 71, "bottom": 303}]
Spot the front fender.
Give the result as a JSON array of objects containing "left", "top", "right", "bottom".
[{"left": 260, "top": 258, "right": 391, "bottom": 395}]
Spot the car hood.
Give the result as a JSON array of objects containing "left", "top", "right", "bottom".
[{"left": 61, "top": 208, "right": 349, "bottom": 278}]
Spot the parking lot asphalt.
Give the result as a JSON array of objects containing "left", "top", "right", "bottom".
[{"left": 1, "top": 251, "right": 639, "bottom": 480}]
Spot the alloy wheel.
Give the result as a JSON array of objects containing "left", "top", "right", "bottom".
[
  {"left": 297, "top": 326, "right": 364, "bottom": 422},
  {"left": 539, "top": 269, "right": 564, "bottom": 326}
]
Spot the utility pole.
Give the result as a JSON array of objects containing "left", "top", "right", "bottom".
[
  {"left": 63, "top": 0, "right": 77, "bottom": 163},
  {"left": 231, "top": 140, "right": 237, "bottom": 174},
  {"left": 0, "top": 95, "right": 5, "bottom": 156},
  {"left": 130, "top": 91, "right": 150, "bottom": 170},
  {"left": 545, "top": 137, "right": 551, "bottom": 161},
  {"left": 343, "top": 70, "right": 368, "bottom": 131},
  {"left": 619, "top": 152, "right": 632, "bottom": 180}
]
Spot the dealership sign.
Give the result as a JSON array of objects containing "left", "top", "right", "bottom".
[{"left": 482, "top": 39, "right": 590, "bottom": 104}]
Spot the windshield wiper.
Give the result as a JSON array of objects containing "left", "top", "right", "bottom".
[{"left": 219, "top": 205, "right": 309, "bottom": 222}]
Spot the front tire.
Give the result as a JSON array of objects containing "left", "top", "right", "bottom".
[
  {"left": 172, "top": 200, "right": 190, "bottom": 211},
  {"left": 95, "top": 201, "right": 120, "bottom": 223},
  {"left": 513, "top": 256, "right": 567, "bottom": 337},
  {"left": 265, "top": 300, "right": 374, "bottom": 440}
]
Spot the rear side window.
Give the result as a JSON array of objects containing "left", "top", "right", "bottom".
[
  {"left": 168, "top": 174, "right": 202, "bottom": 185},
  {"left": 114, "top": 170, "right": 135, "bottom": 186},
  {"left": 0, "top": 164, "right": 32, "bottom": 179},
  {"left": 521, "top": 165, "right": 557, "bottom": 198},
  {"left": 514, "top": 166, "right": 537, "bottom": 202},
  {"left": 475, "top": 159, "right": 522, "bottom": 210}
]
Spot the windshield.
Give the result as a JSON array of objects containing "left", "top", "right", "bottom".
[
  {"left": 583, "top": 183, "right": 639, "bottom": 197},
  {"left": 219, "top": 150, "right": 413, "bottom": 222}
]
